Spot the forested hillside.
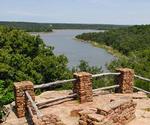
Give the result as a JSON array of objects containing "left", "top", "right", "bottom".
[
  {"left": 49, "top": 23, "right": 128, "bottom": 30},
  {"left": 0, "top": 21, "right": 129, "bottom": 30},
  {"left": 76, "top": 25, "right": 150, "bottom": 91},
  {"left": 0, "top": 22, "right": 52, "bottom": 32}
]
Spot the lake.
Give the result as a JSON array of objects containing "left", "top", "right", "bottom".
[{"left": 34, "top": 30, "right": 115, "bottom": 71}]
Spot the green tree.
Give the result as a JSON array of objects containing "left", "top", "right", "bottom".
[{"left": 0, "top": 26, "right": 71, "bottom": 105}]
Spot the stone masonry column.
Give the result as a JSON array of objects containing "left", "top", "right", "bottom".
[
  {"left": 115, "top": 68, "right": 134, "bottom": 93},
  {"left": 14, "top": 81, "right": 35, "bottom": 118},
  {"left": 73, "top": 72, "right": 93, "bottom": 103}
]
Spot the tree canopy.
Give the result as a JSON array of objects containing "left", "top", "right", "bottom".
[{"left": 0, "top": 26, "right": 71, "bottom": 105}]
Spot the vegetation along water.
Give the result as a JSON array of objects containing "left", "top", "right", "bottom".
[{"left": 76, "top": 25, "right": 150, "bottom": 92}]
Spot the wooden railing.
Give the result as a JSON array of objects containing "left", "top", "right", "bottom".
[
  {"left": 34, "top": 72, "right": 120, "bottom": 89},
  {"left": 134, "top": 74, "right": 150, "bottom": 82},
  {"left": 92, "top": 72, "right": 120, "bottom": 78},
  {"left": 25, "top": 91, "right": 43, "bottom": 118},
  {"left": 33, "top": 72, "right": 150, "bottom": 109},
  {"left": 34, "top": 78, "right": 76, "bottom": 89},
  {"left": 134, "top": 74, "right": 150, "bottom": 94},
  {"left": 14, "top": 68, "right": 150, "bottom": 119}
]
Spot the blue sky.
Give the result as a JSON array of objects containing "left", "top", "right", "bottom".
[{"left": 0, "top": 0, "right": 150, "bottom": 24}]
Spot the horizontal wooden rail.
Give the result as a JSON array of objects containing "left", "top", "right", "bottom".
[
  {"left": 34, "top": 72, "right": 120, "bottom": 89},
  {"left": 36, "top": 93, "right": 77, "bottom": 107},
  {"left": 38, "top": 98, "right": 74, "bottom": 109},
  {"left": 93, "top": 85, "right": 119, "bottom": 92},
  {"left": 25, "top": 91, "right": 43, "bottom": 118},
  {"left": 134, "top": 75, "right": 150, "bottom": 82},
  {"left": 34, "top": 79, "right": 76, "bottom": 89},
  {"left": 37, "top": 85, "right": 119, "bottom": 107},
  {"left": 92, "top": 72, "right": 120, "bottom": 78},
  {"left": 133, "top": 86, "right": 150, "bottom": 95}
]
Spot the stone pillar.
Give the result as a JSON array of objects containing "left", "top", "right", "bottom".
[
  {"left": 115, "top": 68, "right": 134, "bottom": 93},
  {"left": 73, "top": 72, "right": 93, "bottom": 103},
  {"left": 14, "top": 81, "right": 35, "bottom": 118}
]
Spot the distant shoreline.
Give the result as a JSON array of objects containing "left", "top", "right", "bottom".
[
  {"left": 75, "top": 37, "right": 125, "bottom": 59},
  {"left": 0, "top": 21, "right": 129, "bottom": 31}
]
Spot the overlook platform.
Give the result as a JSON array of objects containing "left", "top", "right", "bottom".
[
  {"left": 3, "top": 90, "right": 150, "bottom": 125},
  {"left": 2, "top": 68, "right": 150, "bottom": 125}
]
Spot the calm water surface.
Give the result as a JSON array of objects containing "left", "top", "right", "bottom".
[{"left": 35, "top": 30, "right": 115, "bottom": 71}]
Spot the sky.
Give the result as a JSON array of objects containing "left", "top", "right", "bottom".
[{"left": 0, "top": 0, "right": 150, "bottom": 25}]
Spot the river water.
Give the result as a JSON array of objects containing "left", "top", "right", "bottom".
[{"left": 34, "top": 30, "right": 115, "bottom": 71}]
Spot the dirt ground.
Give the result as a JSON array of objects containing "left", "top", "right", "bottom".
[{"left": 2, "top": 90, "right": 150, "bottom": 125}]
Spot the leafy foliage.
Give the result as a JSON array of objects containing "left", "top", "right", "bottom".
[
  {"left": 72, "top": 60, "right": 102, "bottom": 74},
  {"left": 0, "top": 26, "right": 71, "bottom": 105}
]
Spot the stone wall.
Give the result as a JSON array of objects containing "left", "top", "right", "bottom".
[
  {"left": 73, "top": 72, "right": 93, "bottom": 103},
  {"left": 116, "top": 68, "right": 134, "bottom": 93},
  {"left": 32, "top": 114, "right": 65, "bottom": 125},
  {"left": 14, "top": 81, "right": 35, "bottom": 118},
  {"left": 79, "top": 99, "right": 137, "bottom": 125}
]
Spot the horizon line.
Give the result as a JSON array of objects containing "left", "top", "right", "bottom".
[{"left": 0, "top": 20, "right": 142, "bottom": 26}]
